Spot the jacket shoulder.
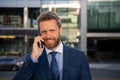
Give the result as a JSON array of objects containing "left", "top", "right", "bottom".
[{"left": 64, "top": 45, "right": 85, "bottom": 55}]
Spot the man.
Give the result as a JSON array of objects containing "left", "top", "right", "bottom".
[{"left": 13, "top": 11, "right": 92, "bottom": 80}]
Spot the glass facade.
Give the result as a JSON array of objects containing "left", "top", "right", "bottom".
[
  {"left": 0, "top": 36, "right": 24, "bottom": 56},
  {"left": 0, "top": 8, "right": 24, "bottom": 56},
  {"left": 0, "top": 8, "right": 23, "bottom": 28},
  {"left": 0, "top": 35, "right": 34, "bottom": 56},
  {"left": 28, "top": 8, "right": 40, "bottom": 28},
  {"left": 42, "top": 0, "right": 80, "bottom": 4},
  {"left": 88, "top": 0, "right": 120, "bottom": 32},
  {"left": 0, "top": 0, "right": 81, "bottom": 56}
]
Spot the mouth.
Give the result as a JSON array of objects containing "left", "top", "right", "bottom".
[
  {"left": 46, "top": 39, "right": 54, "bottom": 43},
  {"left": 44, "top": 39, "right": 54, "bottom": 43},
  {"left": 44, "top": 39, "right": 54, "bottom": 48},
  {"left": 44, "top": 38, "right": 55, "bottom": 45},
  {"left": 44, "top": 38, "right": 54, "bottom": 41}
]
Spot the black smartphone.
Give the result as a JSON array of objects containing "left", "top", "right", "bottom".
[
  {"left": 37, "top": 40, "right": 44, "bottom": 48},
  {"left": 37, "top": 27, "right": 44, "bottom": 48}
]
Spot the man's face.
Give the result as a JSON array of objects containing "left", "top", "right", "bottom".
[{"left": 39, "top": 19, "right": 62, "bottom": 50}]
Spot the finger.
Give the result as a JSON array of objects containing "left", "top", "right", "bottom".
[
  {"left": 37, "top": 36, "right": 44, "bottom": 44},
  {"left": 36, "top": 36, "right": 44, "bottom": 48}
]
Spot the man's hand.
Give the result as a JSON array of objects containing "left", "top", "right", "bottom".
[{"left": 31, "top": 36, "right": 44, "bottom": 60}]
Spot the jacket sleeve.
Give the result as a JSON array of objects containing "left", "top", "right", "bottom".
[
  {"left": 80, "top": 52, "right": 92, "bottom": 80},
  {"left": 13, "top": 53, "right": 38, "bottom": 80}
]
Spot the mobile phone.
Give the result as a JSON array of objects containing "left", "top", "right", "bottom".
[
  {"left": 37, "top": 40, "right": 44, "bottom": 48},
  {"left": 37, "top": 26, "right": 44, "bottom": 48}
]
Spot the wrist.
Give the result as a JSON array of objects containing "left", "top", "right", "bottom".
[
  {"left": 31, "top": 55, "right": 38, "bottom": 63},
  {"left": 31, "top": 52, "right": 39, "bottom": 60}
]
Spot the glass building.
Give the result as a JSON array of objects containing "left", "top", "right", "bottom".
[{"left": 0, "top": 0, "right": 120, "bottom": 62}]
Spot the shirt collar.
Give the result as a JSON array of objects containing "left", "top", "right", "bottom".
[{"left": 45, "top": 41, "right": 63, "bottom": 55}]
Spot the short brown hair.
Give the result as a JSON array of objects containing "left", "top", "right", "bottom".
[{"left": 37, "top": 11, "right": 62, "bottom": 28}]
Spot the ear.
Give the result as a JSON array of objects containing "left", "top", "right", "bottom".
[{"left": 59, "top": 26, "right": 62, "bottom": 34}]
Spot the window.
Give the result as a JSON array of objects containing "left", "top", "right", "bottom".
[{"left": 88, "top": 0, "right": 120, "bottom": 32}]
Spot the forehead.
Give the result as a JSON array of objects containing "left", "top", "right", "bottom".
[{"left": 39, "top": 19, "right": 58, "bottom": 29}]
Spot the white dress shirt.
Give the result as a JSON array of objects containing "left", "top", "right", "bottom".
[{"left": 45, "top": 41, "right": 63, "bottom": 80}]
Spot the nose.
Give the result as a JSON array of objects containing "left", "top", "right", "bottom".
[{"left": 44, "top": 31, "right": 51, "bottom": 39}]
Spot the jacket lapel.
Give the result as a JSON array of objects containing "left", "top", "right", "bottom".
[
  {"left": 62, "top": 45, "right": 70, "bottom": 80},
  {"left": 38, "top": 49, "right": 52, "bottom": 80}
]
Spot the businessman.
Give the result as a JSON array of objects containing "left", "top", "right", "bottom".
[{"left": 13, "top": 11, "right": 92, "bottom": 80}]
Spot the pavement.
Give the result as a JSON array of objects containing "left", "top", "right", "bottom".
[
  {"left": 90, "top": 63, "right": 120, "bottom": 70},
  {"left": 89, "top": 63, "right": 120, "bottom": 80}
]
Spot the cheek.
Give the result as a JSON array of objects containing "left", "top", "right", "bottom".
[
  {"left": 54, "top": 33, "right": 60, "bottom": 38},
  {"left": 41, "top": 35, "right": 46, "bottom": 38}
]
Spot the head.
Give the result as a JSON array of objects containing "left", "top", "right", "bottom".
[{"left": 37, "top": 11, "right": 62, "bottom": 50}]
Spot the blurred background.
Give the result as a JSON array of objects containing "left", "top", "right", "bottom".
[{"left": 0, "top": 0, "right": 120, "bottom": 80}]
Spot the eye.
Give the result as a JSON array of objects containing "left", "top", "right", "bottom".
[
  {"left": 41, "top": 31, "right": 46, "bottom": 34},
  {"left": 50, "top": 29, "right": 55, "bottom": 32}
]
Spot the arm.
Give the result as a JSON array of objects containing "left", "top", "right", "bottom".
[
  {"left": 13, "top": 36, "right": 45, "bottom": 80},
  {"left": 13, "top": 36, "right": 44, "bottom": 80},
  {"left": 80, "top": 52, "right": 92, "bottom": 80},
  {"left": 13, "top": 54, "right": 38, "bottom": 80}
]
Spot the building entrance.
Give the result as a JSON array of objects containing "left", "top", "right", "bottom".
[{"left": 87, "top": 38, "right": 120, "bottom": 63}]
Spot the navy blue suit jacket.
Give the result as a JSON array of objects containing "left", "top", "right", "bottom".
[{"left": 13, "top": 44, "right": 92, "bottom": 80}]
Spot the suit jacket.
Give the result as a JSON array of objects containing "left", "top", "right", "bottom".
[{"left": 13, "top": 44, "right": 92, "bottom": 80}]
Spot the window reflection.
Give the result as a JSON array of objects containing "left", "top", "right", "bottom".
[
  {"left": 88, "top": 0, "right": 120, "bottom": 32},
  {"left": 28, "top": 8, "right": 40, "bottom": 28},
  {"left": 0, "top": 8, "right": 23, "bottom": 28}
]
